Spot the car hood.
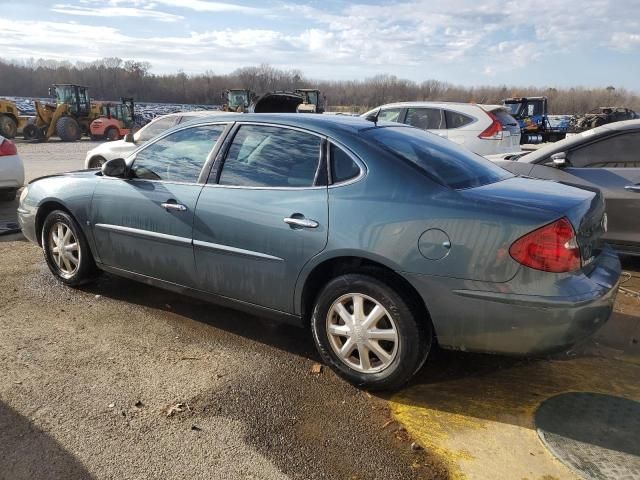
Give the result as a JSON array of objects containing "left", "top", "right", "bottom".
[{"left": 30, "top": 169, "right": 100, "bottom": 184}]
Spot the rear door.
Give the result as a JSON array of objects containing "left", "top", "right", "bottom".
[
  {"left": 530, "top": 130, "right": 640, "bottom": 249},
  {"left": 193, "top": 123, "right": 329, "bottom": 313},
  {"left": 91, "top": 123, "right": 227, "bottom": 286},
  {"left": 404, "top": 107, "right": 447, "bottom": 138}
]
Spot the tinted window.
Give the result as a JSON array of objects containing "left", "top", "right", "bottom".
[
  {"left": 218, "top": 125, "right": 322, "bottom": 187},
  {"left": 405, "top": 108, "right": 445, "bottom": 130},
  {"left": 569, "top": 132, "right": 640, "bottom": 168},
  {"left": 136, "top": 116, "right": 177, "bottom": 142},
  {"left": 444, "top": 110, "right": 474, "bottom": 129},
  {"left": 363, "top": 127, "right": 512, "bottom": 189},
  {"left": 131, "top": 125, "right": 225, "bottom": 182},
  {"left": 378, "top": 108, "right": 403, "bottom": 123},
  {"left": 330, "top": 144, "right": 360, "bottom": 183}
]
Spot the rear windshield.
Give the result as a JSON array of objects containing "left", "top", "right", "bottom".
[{"left": 363, "top": 126, "right": 513, "bottom": 189}]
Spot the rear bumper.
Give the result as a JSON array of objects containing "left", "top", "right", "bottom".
[{"left": 406, "top": 246, "right": 621, "bottom": 356}]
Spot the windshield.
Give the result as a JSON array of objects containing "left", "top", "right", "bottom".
[
  {"left": 363, "top": 127, "right": 513, "bottom": 190},
  {"left": 505, "top": 102, "right": 522, "bottom": 116},
  {"left": 306, "top": 91, "right": 318, "bottom": 104},
  {"left": 229, "top": 92, "right": 248, "bottom": 108}
]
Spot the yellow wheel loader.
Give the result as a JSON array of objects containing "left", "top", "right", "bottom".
[
  {"left": 0, "top": 99, "right": 29, "bottom": 139},
  {"left": 23, "top": 84, "right": 102, "bottom": 142}
]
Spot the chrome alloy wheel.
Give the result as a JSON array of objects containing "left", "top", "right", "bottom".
[
  {"left": 48, "top": 222, "right": 81, "bottom": 278},
  {"left": 326, "top": 293, "right": 399, "bottom": 374}
]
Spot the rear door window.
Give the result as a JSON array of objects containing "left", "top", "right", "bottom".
[
  {"left": 363, "top": 126, "right": 512, "bottom": 189},
  {"left": 218, "top": 125, "right": 323, "bottom": 187},
  {"left": 444, "top": 110, "right": 474, "bottom": 129},
  {"left": 405, "top": 108, "right": 445, "bottom": 130}
]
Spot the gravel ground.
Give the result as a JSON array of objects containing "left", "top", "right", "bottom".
[
  {"left": 1, "top": 140, "right": 447, "bottom": 479},
  {"left": 0, "top": 241, "right": 446, "bottom": 480}
]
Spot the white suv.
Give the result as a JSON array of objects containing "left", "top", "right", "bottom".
[
  {"left": 84, "top": 111, "right": 232, "bottom": 168},
  {"left": 362, "top": 102, "right": 521, "bottom": 156}
]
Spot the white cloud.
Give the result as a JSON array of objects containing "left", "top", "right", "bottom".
[
  {"left": 51, "top": 4, "right": 183, "bottom": 22},
  {"left": 0, "top": 0, "right": 638, "bottom": 83}
]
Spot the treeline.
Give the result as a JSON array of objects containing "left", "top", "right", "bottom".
[{"left": 1, "top": 57, "right": 639, "bottom": 114}]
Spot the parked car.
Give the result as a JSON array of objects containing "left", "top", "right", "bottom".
[
  {"left": 361, "top": 102, "right": 521, "bottom": 155},
  {"left": 84, "top": 111, "right": 232, "bottom": 168},
  {"left": 0, "top": 135, "right": 24, "bottom": 201},
  {"left": 19, "top": 114, "right": 620, "bottom": 390},
  {"left": 495, "top": 119, "right": 640, "bottom": 257}
]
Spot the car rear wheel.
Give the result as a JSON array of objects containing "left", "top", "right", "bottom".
[
  {"left": 311, "top": 273, "right": 431, "bottom": 391},
  {"left": 42, "top": 210, "right": 98, "bottom": 286}
]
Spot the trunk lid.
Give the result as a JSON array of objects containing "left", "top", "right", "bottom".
[{"left": 460, "top": 177, "right": 607, "bottom": 266}]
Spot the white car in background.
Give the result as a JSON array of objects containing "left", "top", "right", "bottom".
[
  {"left": 0, "top": 136, "right": 24, "bottom": 201},
  {"left": 362, "top": 102, "right": 521, "bottom": 156},
  {"left": 84, "top": 111, "right": 233, "bottom": 169}
]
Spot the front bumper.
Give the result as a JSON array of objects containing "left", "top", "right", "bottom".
[{"left": 406, "top": 246, "right": 621, "bottom": 356}]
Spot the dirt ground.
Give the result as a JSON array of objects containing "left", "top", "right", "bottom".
[
  {"left": 0, "top": 240, "right": 448, "bottom": 480},
  {"left": 1, "top": 139, "right": 639, "bottom": 480}
]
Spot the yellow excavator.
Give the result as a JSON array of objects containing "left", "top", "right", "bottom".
[
  {"left": 0, "top": 99, "right": 29, "bottom": 139},
  {"left": 23, "top": 84, "right": 103, "bottom": 141}
]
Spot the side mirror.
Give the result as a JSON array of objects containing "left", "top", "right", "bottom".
[
  {"left": 124, "top": 132, "right": 135, "bottom": 143},
  {"left": 102, "top": 158, "right": 128, "bottom": 177},
  {"left": 551, "top": 152, "right": 568, "bottom": 168}
]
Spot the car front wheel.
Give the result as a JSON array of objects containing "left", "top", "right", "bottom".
[
  {"left": 42, "top": 210, "right": 98, "bottom": 286},
  {"left": 311, "top": 273, "right": 431, "bottom": 391}
]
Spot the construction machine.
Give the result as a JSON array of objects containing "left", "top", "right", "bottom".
[
  {"left": 221, "top": 89, "right": 253, "bottom": 112},
  {"left": 23, "top": 84, "right": 102, "bottom": 142},
  {"left": 294, "top": 89, "right": 325, "bottom": 113},
  {"left": 0, "top": 99, "right": 29, "bottom": 139},
  {"left": 90, "top": 97, "right": 135, "bottom": 141}
]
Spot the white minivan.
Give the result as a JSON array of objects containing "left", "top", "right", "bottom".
[{"left": 362, "top": 102, "right": 521, "bottom": 156}]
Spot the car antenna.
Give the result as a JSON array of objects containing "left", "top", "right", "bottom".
[{"left": 364, "top": 108, "right": 381, "bottom": 126}]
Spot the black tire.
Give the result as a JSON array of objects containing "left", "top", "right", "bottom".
[
  {"left": 1, "top": 190, "right": 16, "bottom": 201},
  {"left": 41, "top": 210, "right": 98, "bottom": 286},
  {"left": 23, "top": 124, "right": 39, "bottom": 140},
  {"left": 105, "top": 127, "right": 119, "bottom": 141},
  {"left": 88, "top": 156, "right": 106, "bottom": 168},
  {"left": 311, "top": 273, "right": 431, "bottom": 391},
  {"left": 0, "top": 115, "right": 17, "bottom": 139},
  {"left": 56, "top": 116, "right": 81, "bottom": 142}
]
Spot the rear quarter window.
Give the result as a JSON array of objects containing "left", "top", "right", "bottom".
[
  {"left": 363, "top": 127, "right": 512, "bottom": 190},
  {"left": 444, "top": 110, "right": 474, "bottom": 129}
]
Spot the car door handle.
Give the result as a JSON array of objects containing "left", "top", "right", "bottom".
[
  {"left": 284, "top": 217, "right": 319, "bottom": 229},
  {"left": 624, "top": 185, "right": 640, "bottom": 193},
  {"left": 161, "top": 202, "right": 187, "bottom": 211}
]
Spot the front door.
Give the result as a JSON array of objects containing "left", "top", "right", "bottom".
[
  {"left": 91, "top": 123, "right": 227, "bottom": 286},
  {"left": 193, "top": 123, "right": 329, "bottom": 313}
]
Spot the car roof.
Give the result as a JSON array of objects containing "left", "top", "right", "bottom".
[
  {"left": 518, "top": 119, "right": 640, "bottom": 163},
  {"left": 180, "top": 112, "right": 410, "bottom": 137},
  {"left": 369, "top": 101, "right": 487, "bottom": 110}
]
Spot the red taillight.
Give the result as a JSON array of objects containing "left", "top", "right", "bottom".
[
  {"left": 479, "top": 111, "right": 503, "bottom": 140},
  {"left": 0, "top": 139, "right": 17, "bottom": 156},
  {"left": 509, "top": 217, "right": 581, "bottom": 273}
]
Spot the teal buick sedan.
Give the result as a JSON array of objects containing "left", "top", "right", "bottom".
[{"left": 18, "top": 114, "right": 620, "bottom": 390}]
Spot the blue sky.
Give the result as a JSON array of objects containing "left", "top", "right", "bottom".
[{"left": 1, "top": 0, "right": 639, "bottom": 89}]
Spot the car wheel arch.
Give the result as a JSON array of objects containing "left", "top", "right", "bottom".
[
  {"left": 35, "top": 200, "right": 74, "bottom": 246},
  {"left": 296, "top": 255, "right": 435, "bottom": 336}
]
